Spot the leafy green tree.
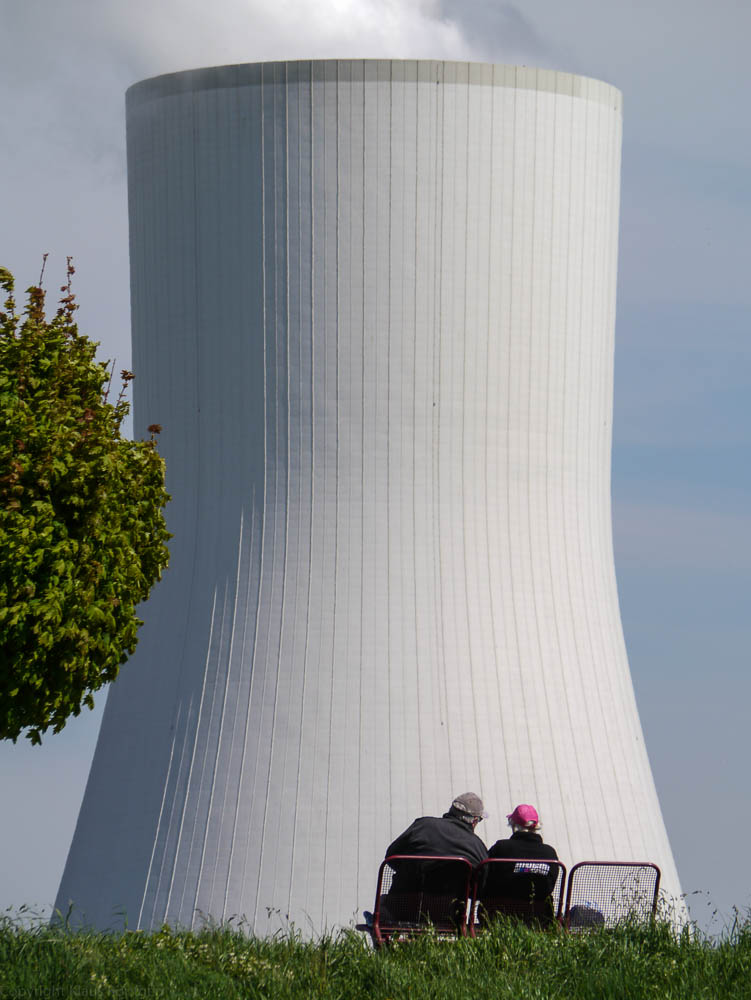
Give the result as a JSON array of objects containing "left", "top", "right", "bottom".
[{"left": 0, "top": 260, "right": 170, "bottom": 744}]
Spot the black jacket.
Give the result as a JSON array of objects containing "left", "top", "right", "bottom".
[
  {"left": 486, "top": 830, "right": 559, "bottom": 900},
  {"left": 387, "top": 812, "right": 488, "bottom": 867},
  {"left": 384, "top": 812, "right": 488, "bottom": 900},
  {"left": 488, "top": 830, "right": 558, "bottom": 863}
]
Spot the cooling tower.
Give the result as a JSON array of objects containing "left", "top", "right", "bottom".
[{"left": 56, "top": 60, "right": 681, "bottom": 933}]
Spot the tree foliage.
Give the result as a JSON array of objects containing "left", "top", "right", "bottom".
[{"left": 0, "top": 260, "right": 170, "bottom": 744}]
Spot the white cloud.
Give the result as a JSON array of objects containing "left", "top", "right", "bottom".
[
  {"left": 4, "top": 0, "right": 479, "bottom": 169},
  {"left": 1, "top": 0, "right": 479, "bottom": 376},
  {"left": 95, "top": 0, "right": 476, "bottom": 78},
  {"left": 435, "top": 1, "right": 552, "bottom": 65}
]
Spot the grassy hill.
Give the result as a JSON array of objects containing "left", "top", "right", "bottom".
[{"left": 2, "top": 913, "right": 751, "bottom": 999}]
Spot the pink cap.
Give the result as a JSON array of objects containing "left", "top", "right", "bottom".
[{"left": 507, "top": 804, "right": 539, "bottom": 828}]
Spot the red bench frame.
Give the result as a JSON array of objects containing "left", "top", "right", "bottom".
[
  {"left": 360, "top": 854, "right": 474, "bottom": 948},
  {"left": 469, "top": 857, "right": 566, "bottom": 935},
  {"left": 357, "top": 857, "right": 662, "bottom": 944}
]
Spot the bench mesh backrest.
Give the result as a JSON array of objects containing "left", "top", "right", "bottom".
[
  {"left": 565, "top": 862, "right": 660, "bottom": 928},
  {"left": 473, "top": 858, "right": 566, "bottom": 925},
  {"left": 376, "top": 856, "right": 471, "bottom": 930}
]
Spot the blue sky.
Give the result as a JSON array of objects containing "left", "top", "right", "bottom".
[{"left": 2, "top": 0, "right": 749, "bottom": 934}]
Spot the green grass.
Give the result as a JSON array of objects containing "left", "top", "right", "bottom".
[{"left": 2, "top": 912, "right": 751, "bottom": 1000}]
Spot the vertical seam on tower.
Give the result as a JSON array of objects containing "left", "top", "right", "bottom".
[
  {"left": 527, "top": 70, "right": 541, "bottom": 789},
  {"left": 435, "top": 61, "right": 452, "bottom": 787},
  {"left": 560, "top": 83, "right": 592, "bottom": 854},
  {"left": 223, "top": 78, "right": 269, "bottom": 917},
  {"left": 198, "top": 513, "right": 246, "bottom": 908},
  {"left": 279, "top": 60, "right": 294, "bottom": 912},
  {"left": 284, "top": 63, "right": 306, "bottom": 917},
  {"left": 323, "top": 60, "right": 341, "bottom": 921},
  {"left": 562, "top": 85, "right": 600, "bottom": 856},
  {"left": 577, "top": 92, "right": 618, "bottom": 854},
  {"left": 462, "top": 67, "right": 484, "bottom": 786},
  {"left": 245, "top": 67, "right": 270, "bottom": 927},
  {"left": 197, "top": 96, "right": 254, "bottom": 903},
  {"left": 506, "top": 68, "right": 535, "bottom": 796},
  {"left": 412, "top": 64, "right": 423, "bottom": 809},
  {"left": 138, "top": 102, "right": 193, "bottom": 928},
  {"left": 484, "top": 67, "right": 512, "bottom": 798},
  {"left": 310, "top": 59, "right": 326, "bottom": 926},
  {"left": 505, "top": 70, "right": 519, "bottom": 786},
  {"left": 289, "top": 60, "right": 316, "bottom": 923},
  {"left": 256, "top": 67, "right": 292, "bottom": 921},
  {"left": 314, "top": 61, "right": 328, "bottom": 926},
  {"left": 222, "top": 500, "right": 260, "bottom": 918},
  {"left": 183, "top": 546, "right": 232, "bottom": 921},
  {"left": 281, "top": 61, "right": 302, "bottom": 922},
  {"left": 215, "top": 103, "right": 260, "bottom": 904},
  {"left": 398, "top": 66, "right": 410, "bottom": 813},
  {"left": 165, "top": 588, "right": 217, "bottom": 919},
  {"left": 386, "top": 61, "right": 394, "bottom": 833},
  {"left": 139, "top": 699, "right": 182, "bottom": 928},
  {"left": 162, "top": 91, "right": 213, "bottom": 926},
  {"left": 528, "top": 68, "right": 559, "bottom": 821},
  {"left": 357, "top": 61, "right": 366, "bottom": 892},
  {"left": 545, "top": 77, "right": 577, "bottom": 852},
  {"left": 410, "top": 62, "right": 424, "bottom": 810}
]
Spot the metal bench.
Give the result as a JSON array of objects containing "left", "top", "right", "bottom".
[
  {"left": 563, "top": 861, "right": 661, "bottom": 930},
  {"left": 356, "top": 854, "right": 474, "bottom": 948},
  {"left": 469, "top": 858, "right": 566, "bottom": 935}
]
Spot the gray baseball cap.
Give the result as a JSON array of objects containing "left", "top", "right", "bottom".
[{"left": 451, "top": 792, "right": 488, "bottom": 820}]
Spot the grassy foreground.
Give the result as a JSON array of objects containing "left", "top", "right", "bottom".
[{"left": 2, "top": 914, "right": 751, "bottom": 1000}]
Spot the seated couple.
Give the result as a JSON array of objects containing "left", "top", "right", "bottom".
[{"left": 379, "top": 792, "right": 559, "bottom": 926}]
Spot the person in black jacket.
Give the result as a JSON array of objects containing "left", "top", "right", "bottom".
[
  {"left": 386, "top": 792, "right": 489, "bottom": 865},
  {"left": 486, "top": 803, "right": 560, "bottom": 913},
  {"left": 380, "top": 793, "right": 488, "bottom": 925}
]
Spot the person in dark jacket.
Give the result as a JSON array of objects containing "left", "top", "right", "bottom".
[
  {"left": 486, "top": 803, "right": 560, "bottom": 910},
  {"left": 380, "top": 793, "right": 488, "bottom": 925},
  {"left": 386, "top": 792, "right": 489, "bottom": 865}
]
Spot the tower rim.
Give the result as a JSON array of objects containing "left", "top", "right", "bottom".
[{"left": 126, "top": 59, "right": 622, "bottom": 113}]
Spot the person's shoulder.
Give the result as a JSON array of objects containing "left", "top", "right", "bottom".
[
  {"left": 457, "top": 827, "right": 488, "bottom": 861},
  {"left": 396, "top": 815, "right": 441, "bottom": 839},
  {"left": 386, "top": 816, "right": 430, "bottom": 855},
  {"left": 412, "top": 815, "right": 441, "bottom": 829},
  {"left": 402, "top": 815, "right": 435, "bottom": 829},
  {"left": 488, "top": 839, "right": 513, "bottom": 857}
]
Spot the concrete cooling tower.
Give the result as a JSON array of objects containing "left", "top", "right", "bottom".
[{"left": 56, "top": 60, "right": 682, "bottom": 934}]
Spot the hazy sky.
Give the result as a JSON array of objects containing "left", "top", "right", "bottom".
[{"left": 2, "top": 0, "right": 749, "bottom": 934}]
